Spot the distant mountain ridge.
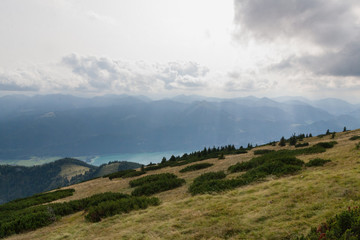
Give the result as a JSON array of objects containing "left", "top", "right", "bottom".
[{"left": 0, "top": 94, "right": 359, "bottom": 161}]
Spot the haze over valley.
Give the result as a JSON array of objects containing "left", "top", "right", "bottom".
[{"left": 1, "top": 94, "right": 360, "bottom": 164}]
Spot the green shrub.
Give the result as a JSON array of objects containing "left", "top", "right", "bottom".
[
  {"left": 105, "top": 169, "right": 145, "bottom": 180},
  {"left": 85, "top": 196, "right": 160, "bottom": 222},
  {"left": 0, "top": 189, "right": 75, "bottom": 212},
  {"left": 298, "top": 207, "right": 360, "bottom": 239},
  {"left": 0, "top": 191, "right": 135, "bottom": 238},
  {"left": 190, "top": 153, "right": 305, "bottom": 195},
  {"left": 179, "top": 163, "right": 213, "bottom": 173},
  {"left": 131, "top": 178, "right": 185, "bottom": 196},
  {"left": 189, "top": 179, "right": 239, "bottom": 195},
  {"left": 253, "top": 149, "right": 275, "bottom": 155},
  {"left": 305, "top": 158, "right": 331, "bottom": 167},
  {"left": 122, "top": 171, "right": 146, "bottom": 178},
  {"left": 350, "top": 136, "right": 360, "bottom": 141},
  {"left": 315, "top": 141, "right": 337, "bottom": 149},
  {"left": 193, "top": 171, "right": 226, "bottom": 184},
  {"left": 129, "top": 173, "right": 177, "bottom": 188},
  {"left": 295, "top": 142, "right": 309, "bottom": 148}
]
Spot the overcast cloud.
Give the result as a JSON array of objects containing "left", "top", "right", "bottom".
[{"left": 0, "top": 0, "right": 359, "bottom": 101}]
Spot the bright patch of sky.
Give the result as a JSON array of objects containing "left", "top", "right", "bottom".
[{"left": 0, "top": 0, "right": 360, "bottom": 102}]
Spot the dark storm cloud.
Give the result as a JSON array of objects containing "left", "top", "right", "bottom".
[
  {"left": 234, "top": 0, "right": 358, "bottom": 47},
  {"left": 272, "top": 42, "right": 360, "bottom": 77},
  {"left": 302, "top": 42, "right": 360, "bottom": 76},
  {"left": 234, "top": 0, "right": 360, "bottom": 77}
]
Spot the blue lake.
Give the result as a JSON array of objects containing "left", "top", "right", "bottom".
[{"left": 88, "top": 150, "right": 188, "bottom": 166}]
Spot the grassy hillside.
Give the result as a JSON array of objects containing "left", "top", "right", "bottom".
[{"left": 5, "top": 129, "right": 360, "bottom": 239}]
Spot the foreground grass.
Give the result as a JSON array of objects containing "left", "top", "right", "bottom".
[{"left": 7, "top": 129, "right": 360, "bottom": 240}]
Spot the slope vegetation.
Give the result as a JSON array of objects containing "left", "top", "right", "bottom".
[{"left": 5, "top": 129, "right": 360, "bottom": 239}]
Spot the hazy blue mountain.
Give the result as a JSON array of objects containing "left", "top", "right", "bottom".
[
  {"left": 0, "top": 94, "right": 359, "bottom": 161},
  {"left": 310, "top": 98, "right": 357, "bottom": 116}
]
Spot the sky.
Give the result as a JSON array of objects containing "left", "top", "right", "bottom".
[{"left": 0, "top": 0, "right": 360, "bottom": 102}]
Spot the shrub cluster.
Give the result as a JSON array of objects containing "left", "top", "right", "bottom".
[
  {"left": 305, "top": 158, "right": 331, "bottom": 167},
  {"left": 295, "top": 142, "right": 309, "bottom": 148},
  {"left": 0, "top": 189, "right": 75, "bottom": 212},
  {"left": 253, "top": 149, "right": 275, "bottom": 155},
  {"left": 298, "top": 207, "right": 360, "bottom": 239},
  {"left": 129, "top": 173, "right": 177, "bottom": 187},
  {"left": 85, "top": 196, "right": 160, "bottom": 222},
  {"left": 130, "top": 173, "right": 185, "bottom": 196},
  {"left": 189, "top": 153, "right": 305, "bottom": 195},
  {"left": 105, "top": 169, "right": 146, "bottom": 180},
  {"left": 315, "top": 141, "right": 337, "bottom": 149},
  {"left": 349, "top": 136, "right": 360, "bottom": 141},
  {"left": 179, "top": 163, "right": 213, "bottom": 173},
  {"left": 189, "top": 148, "right": 313, "bottom": 195},
  {"left": 0, "top": 191, "right": 159, "bottom": 238}
]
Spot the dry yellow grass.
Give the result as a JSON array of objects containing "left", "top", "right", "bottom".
[
  {"left": 59, "top": 164, "right": 90, "bottom": 181},
  {"left": 7, "top": 129, "right": 360, "bottom": 240}
]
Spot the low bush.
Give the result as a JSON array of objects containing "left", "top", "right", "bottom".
[
  {"left": 315, "top": 141, "right": 337, "bottom": 149},
  {"left": 298, "top": 207, "right": 360, "bottom": 239},
  {"left": 305, "top": 158, "right": 331, "bottom": 167},
  {"left": 85, "top": 196, "right": 160, "bottom": 222},
  {"left": 190, "top": 152, "right": 305, "bottom": 195},
  {"left": 295, "top": 142, "right": 309, "bottom": 148},
  {"left": 179, "top": 163, "right": 213, "bottom": 173},
  {"left": 350, "top": 136, "right": 360, "bottom": 141},
  {"left": 105, "top": 169, "right": 146, "bottom": 180},
  {"left": 191, "top": 157, "right": 304, "bottom": 195},
  {"left": 0, "top": 189, "right": 75, "bottom": 212},
  {"left": 122, "top": 171, "right": 146, "bottom": 178},
  {"left": 129, "top": 173, "right": 177, "bottom": 188},
  {"left": 193, "top": 171, "right": 226, "bottom": 184},
  {"left": 253, "top": 149, "right": 275, "bottom": 155},
  {"left": 0, "top": 191, "right": 155, "bottom": 238},
  {"left": 131, "top": 178, "right": 185, "bottom": 196}
]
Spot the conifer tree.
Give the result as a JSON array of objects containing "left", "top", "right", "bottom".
[{"left": 279, "top": 136, "right": 286, "bottom": 146}]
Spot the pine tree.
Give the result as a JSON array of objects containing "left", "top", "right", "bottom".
[
  {"left": 289, "top": 134, "right": 297, "bottom": 146},
  {"left": 279, "top": 136, "right": 286, "bottom": 146}
]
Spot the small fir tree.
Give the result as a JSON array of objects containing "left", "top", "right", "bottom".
[{"left": 279, "top": 136, "right": 286, "bottom": 146}]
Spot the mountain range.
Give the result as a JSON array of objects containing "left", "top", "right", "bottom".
[{"left": 0, "top": 94, "right": 359, "bottom": 161}]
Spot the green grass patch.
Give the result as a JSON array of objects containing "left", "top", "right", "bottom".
[
  {"left": 305, "top": 158, "right": 331, "bottom": 167},
  {"left": 179, "top": 163, "right": 213, "bottom": 173}
]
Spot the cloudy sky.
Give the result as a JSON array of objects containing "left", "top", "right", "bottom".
[{"left": 1, "top": 0, "right": 360, "bottom": 102}]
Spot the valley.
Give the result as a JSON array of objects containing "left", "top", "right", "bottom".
[{"left": 3, "top": 129, "right": 360, "bottom": 239}]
